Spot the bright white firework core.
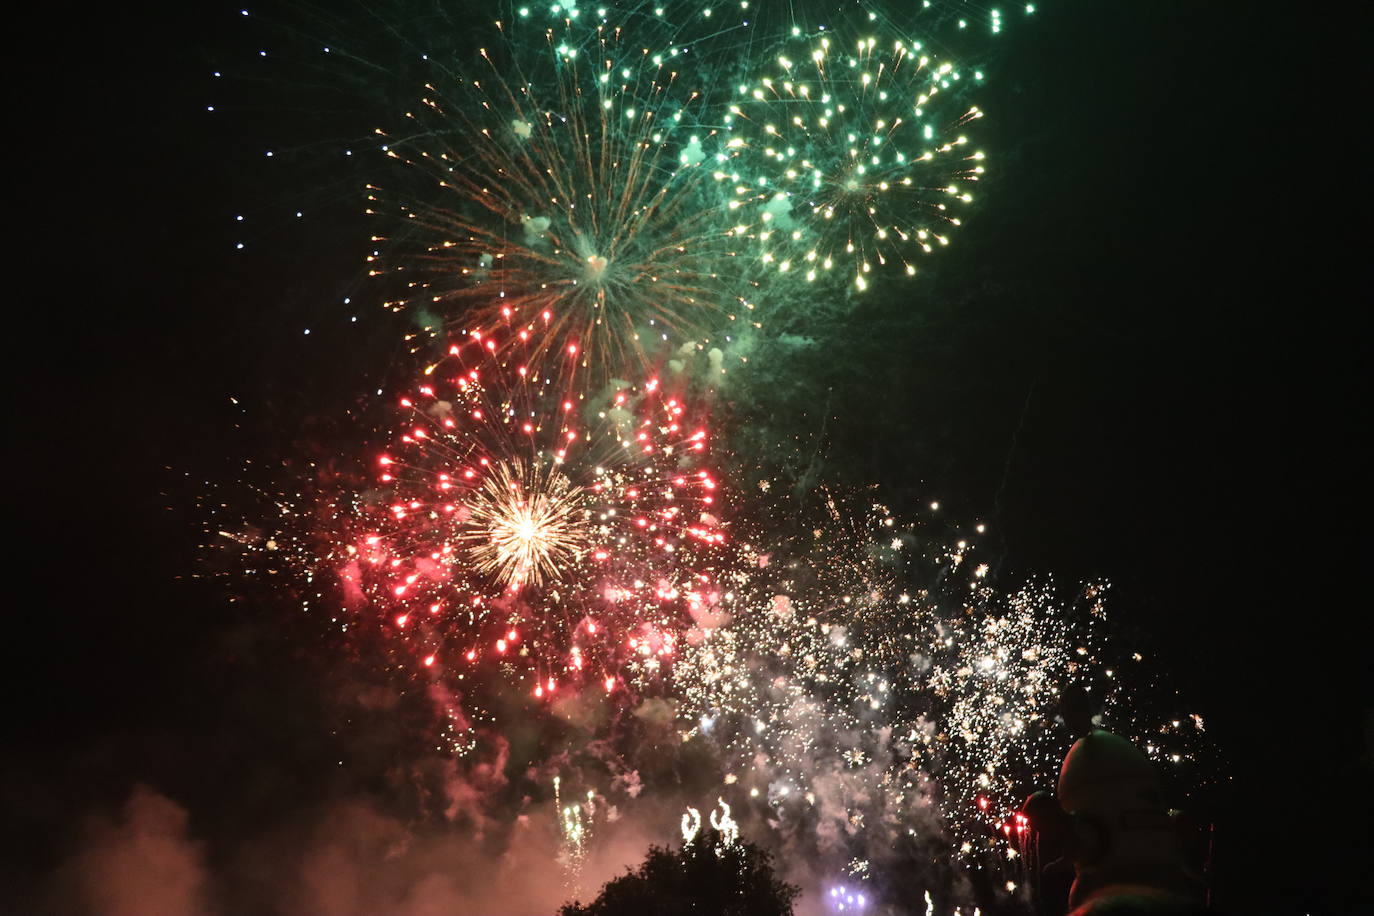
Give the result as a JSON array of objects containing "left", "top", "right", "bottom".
[{"left": 463, "top": 459, "right": 591, "bottom": 589}]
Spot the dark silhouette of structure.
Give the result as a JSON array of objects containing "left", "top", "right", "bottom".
[{"left": 558, "top": 827, "right": 798, "bottom": 916}]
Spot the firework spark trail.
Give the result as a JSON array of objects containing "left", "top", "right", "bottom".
[{"left": 368, "top": 24, "right": 756, "bottom": 388}]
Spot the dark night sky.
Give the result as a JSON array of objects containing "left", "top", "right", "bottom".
[{"left": 7, "top": 2, "right": 1369, "bottom": 913}]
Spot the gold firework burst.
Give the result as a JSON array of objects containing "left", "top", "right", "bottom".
[{"left": 462, "top": 458, "right": 592, "bottom": 589}]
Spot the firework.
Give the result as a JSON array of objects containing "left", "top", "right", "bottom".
[
  {"left": 497, "top": 0, "right": 701, "bottom": 64},
  {"left": 332, "top": 335, "right": 726, "bottom": 696},
  {"left": 555, "top": 775, "right": 599, "bottom": 879},
  {"left": 462, "top": 457, "right": 593, "bottom": 589},
  {"left": 369, "top": 26, "right": 753, "bottom": 387},
  {"left": 204, "top": 4, "right": 1220, "bottom": 910},
  {"left": 666, "top": 482, "right": 1213, "bottom": 898},
  {"left": 893, "top": 0, "right": 1040, "bottom": 44},
  {"left": 490, "top": 0, "right": 1041, "bottom": 65},
  {"left": 826, "top": 883, "right": 870, "bottom": 912},
  {"left": 715, "top": 28, "right": 986, "bottom": 291}
]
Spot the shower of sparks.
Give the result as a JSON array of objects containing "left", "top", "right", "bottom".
[{"left": 669, "top": 487, "right": 1213, "bottom": 872}]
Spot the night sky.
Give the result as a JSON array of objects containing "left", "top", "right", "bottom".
[{"left": 8, "top": 2, "right": 1368, "bottom": 914}]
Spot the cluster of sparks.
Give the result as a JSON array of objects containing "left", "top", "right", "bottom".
[
  {"left": 497, "top": 1, "right": 1040, "bottom": 56},
  {"left": 326, "top": 335, "right": 724, "bottom": 699},
  {"left": 209, "top": 2, "right": 1219, "bottom": 910},
  {"left": 371, "top": 27, "right": 749, "bottom": 386},
  {"left": 356, "top": 1, "right": 1017, "bottom": 382},
  {"left": 719, "top": 29, "right": 985, "bottom": 289},
  {"left": 665, "top": 490, "right": 1211, "bottom": 890},
  {"left": 462, "top": 457, "right": 590, "bottom": 589}
]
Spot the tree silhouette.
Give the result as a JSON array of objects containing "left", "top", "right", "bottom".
[{"left": 558, "top": 828, "right": 798, "bottom": 916}]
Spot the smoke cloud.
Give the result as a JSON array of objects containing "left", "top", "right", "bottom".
[
  {"left": 39, "top": 782, "right": 676, "bottom": 916},
  {"left": 48, "top": 785, "right": 213, "bottom": 916}
]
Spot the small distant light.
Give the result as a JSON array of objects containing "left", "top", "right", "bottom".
[
  {"left": 235, "top": 242, "right": 244, "bottom": 249},
  {"left": 295, "top": 211, "right": 303, "bottom": 218},
  {"left": 303, "top": 328, "right": 311, "bottom": 335},
  {"left": 206, "top": 106, "right": 215, "bottom": 112},
  {"left": 235, "top": 215, "right": 244, "bottom": 221},
  {"left": 264, "top": 150, "right": 273, "bottom": 157}
]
